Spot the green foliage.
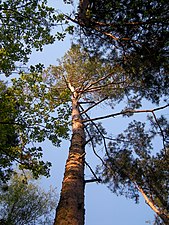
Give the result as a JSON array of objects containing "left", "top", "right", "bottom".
[
  {"left": 5, "top": 70, "right": 72, "bottom": 178},
  {"left": 0, "top": 171, "right": 57, "bottom": 225},
  {"left": 0, "top": 0, "right": 59, "bottom": 76},
  {"left": 47, "top": 44, "right": 127, "bottom": 105},
  {"left": 76, "top": 0, "right": 169, "bottom": 103},
  {"left": 0, "top": 79, "right": 56, "bottom": 182},
  {"left": 11, "top": 71, "right": 71, "bottom": 145},
  {"left": 0, "top": 68, "right": 72, "bottom": 182},
  {"left": 98, "top": 119, "right": 169, "bottom": 220},
  {"left": 0, "top": 81, "right": 19, "bottom": 183}
]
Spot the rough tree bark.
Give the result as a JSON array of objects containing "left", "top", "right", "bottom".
[{"left": 54, "top": 92, "right": 86, "bottom": 225}]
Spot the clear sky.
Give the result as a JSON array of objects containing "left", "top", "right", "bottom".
[{"left": 28, "top": 1, "right": 156, "bottom": 225}]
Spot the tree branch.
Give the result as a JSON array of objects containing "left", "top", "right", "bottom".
[
  {"left": 85, "top": 178, "right": 102, "bottom": 184},
  {"left": 83, "top": 104, "right": 169, "bottom": 123},
  {"left": 85, "top": 160, "right": 101, "bottom": 183},
  {"left": 83, "top": 71, "right": 116, "bottom": 92},
  {"left": 84, "top": 80, "right": 126, "bottom": 93},
  {"left": 80, "top": 97, "right": 108, "bottom": 115},
  {"left": 84, "top": 125, "right": 105, "bottom": 165}
]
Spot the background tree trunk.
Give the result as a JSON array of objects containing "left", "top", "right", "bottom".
[{"left": 54, "top": 96, "right": 85, "bottom": 225}]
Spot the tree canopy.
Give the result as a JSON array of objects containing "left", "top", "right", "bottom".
[
  {"left": 0, "top": 171, "right": 57, "bottom": 225},
  {"left": 65, "top": 0, "right": 169, "bottom": 104},
  {"left": 0, "top": 0, "right": 57, "bottom": 76},
  {"left": 98, "top": 119, "right": 169, "bottom": 223}
]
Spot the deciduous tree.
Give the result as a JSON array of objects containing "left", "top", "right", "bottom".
[
  {"left": 0, "top": 0, "right": 61, "bottom": 76},
  {"left": 0, "top": 80, "right": 20, "bottom": 183},
  {"left": 0, "top": 171, "right": 57, "bottom": 225},
  {"left": 0, "top": 79, "right": 54, "bottom": 183}
]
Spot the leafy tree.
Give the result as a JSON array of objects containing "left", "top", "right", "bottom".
[
  {"left": 0, "top": 0, "right": 60, "bottom": 76},
  {"left": 0, "top": 79, "right": 53, "bottom": 183},
  {"left": 0, "top": 80, "right": 20, "bottom": 183},
  {"left": 0, "top": 0, "right": 77, "bottom": 188},
  {"left": 0, "top": 171, "right": 57, "bottom": 225}
]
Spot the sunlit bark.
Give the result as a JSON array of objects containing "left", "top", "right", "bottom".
[
  {"left": 138, "top": 186, "right": 169, "bottom": 224},
  {"left": 54, "top": 94, "right": 85, "bottom": 225}
]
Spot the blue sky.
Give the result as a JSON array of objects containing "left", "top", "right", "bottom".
[{"left": 27, "top": 1, "right": 156, "bottom": 224}]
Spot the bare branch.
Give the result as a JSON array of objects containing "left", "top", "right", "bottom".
[
  {"left": 83, "top": 104, "right": 169, "bottom": 123},
  {"left": 80, "top": 97, "right": 108, "bottom": 115},
  {"left": 83, "top": 137, "right": 93, "bottom": 146},
  {"left": 79, "top": 101, "right": 95, "bottom": 104},
  {"left": 84, "top": 125, "right": 105, "bottom": 165},
  {"left": 84, "top": 80, "right": 126, "bottom": 93},
  {"left": 83, "top": 71, "right": 116, "bottom": 92},
  {"left": 85, "top": 161, "right": 101, "bottom": 183},
  {"left": 85, "top": 178, "right": 102, "bottom": 184}
]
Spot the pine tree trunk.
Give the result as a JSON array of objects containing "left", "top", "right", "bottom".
[{"left": 54, "top": 96, "right": 85, "bottom": 225}]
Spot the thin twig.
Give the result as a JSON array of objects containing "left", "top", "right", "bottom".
[
  {"left": 83, "top": 71, "right": 116, "bottom": 92},
  {"left": 80, "top": 97, "right": 108, "bottom": 115},
  {"left": 84, "top": 125, "right": 105, "bottom": 166}
]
